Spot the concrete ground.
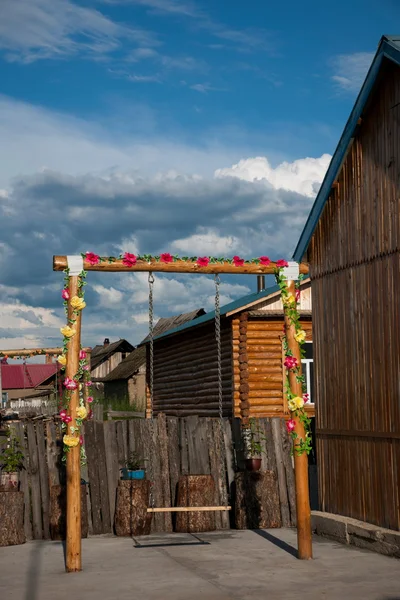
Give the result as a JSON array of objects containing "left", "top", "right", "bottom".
[{"left": 1, "top": 529, "right": 399, "bottom": 600}]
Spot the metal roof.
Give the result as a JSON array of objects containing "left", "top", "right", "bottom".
[
  {"left": 293, "top": 35, "right": 400, "bottom": 262},
  {"left": 143, "top": 284, "right": 281, "bottom": 343},
  {"left": 1, "top": 364, "right": 59, "bottom": 390}
]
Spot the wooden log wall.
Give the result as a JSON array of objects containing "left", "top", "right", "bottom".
[
  {"left": 2, "top": 415, "right": 296, "bottom": 538},
  {"left": 148, "top": 322, "right": 233, "bottom": 418},
  {"left": 233, "top": 316, "right": 313, "bottom": 418},
  {"left": 308, "top": 60, "right": 400, "bottom": 530}
]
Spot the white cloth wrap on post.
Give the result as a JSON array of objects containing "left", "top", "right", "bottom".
[
  {"left": 281, "top": 261, "right": 300, "bottom": 281},
  {"left": 67, "top": 255, "right": 84, "bottom": 276}
]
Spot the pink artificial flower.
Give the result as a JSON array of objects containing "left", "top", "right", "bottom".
[
  {"left": 85, "top": 252, "right": 100, "bottom": 266},
  {"left": 79, "top": 435, "right": 84, "bottom": 446},
  {"left": 286, "top": 419, "right": 296, "bottom": 433},
  {"left": 59, "top": 410, "right": 67, "bottom": 421},
  {"left": 303, "top": 393, "right": 310, "bottom": 404},
  {"left": 86, "top": 381, "right": 92, "bottom": 387},
  {"left": 122, "top": 252, "right": 137, "bottom": 267},
  {"left": 63, "top": 377, "right": 78, "bottom": 390},
  {"left": 64, "top": 415, "right": 72, "bottom": 424},
  {"left": 61, "top": 289, "right": 70, "bottom": 300},
  {"left": 259, "top": 256, "right": 271, "bottom": 266},
  {"left": 284, "top": 356, "right": 298, "bottom": 370},
  {"left": 233, "top": 255, "right": 245, "bottom": 267},
  {"left": 295, "top": 288, "right": 301, "bottom": 302},
  {"left": 196, "top": 256, "right": 210, "bottom": 267},
  {"left": 276, "top": 259, "right": 289, "bottom": 268},
  {"left": 79, "top": 350, "right": 87, "bottom": 360},
  {"left": 83, "top": 365, "right": 90, "bottom": 371},
  {"left": 86, "top": 396, "right": 94, "bottom": 403},
  {"left": 160, "top": 253, "right": 173, "bottom": 263}
]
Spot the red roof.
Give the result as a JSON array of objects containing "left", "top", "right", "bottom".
[{"left": 0, "top": 364, "right": 59, "bottom": 390}]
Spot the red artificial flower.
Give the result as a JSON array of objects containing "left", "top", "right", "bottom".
[
  {"left": 85, "top": 252, "right": 100, "bottom": 266},
  {"left": 303, "top": 393, "right": 310, "bottom": 404},
  {"left": 59, "top": 410, "right": 67, "bottom": 421},
  {"left": 286, "top": 419, "right": 296, "bottom": 433},
  {"left": 63, "top": 377, "right": 78, "bottom": 390},
  {"left": 160, "top": 253, "right": 173, "bottom": 263},
  {"left": 64, "top": 415, "right": 72, "bottom": 424},
  {"left": 259, "top": 256, "right": 271, "bottom": 266},
  {"left": 284, "top": 356, "right": 298, "bottom": 370},
  {"left": 196, "top": 256, "right": 210, "bottom": 267},
  {"left": 122, "top": 252, "right": 137, "bottom": 267},
  {"left": 79, "top": 350, "right": 87, "bottom": 360},
  {"left": 62, "top": 289, "right": 70, "bottom": 300},
  {"left": 79, "top": 435, "right": 84, "bottom": 446},
  {"left": 276, "top": 259, "right": 289, "bottom": 268},
  {"left": 86, "top": 381, "right": 92, "bottom": 387},
  {"left": 233, "top": 255, "right": 245, "bottom": 267},
  {"left": 87, "top": 396, "right": 94, "bottom": 403},
  {"left": 295, "top": 288, "right": 301, "bottom": 302}
]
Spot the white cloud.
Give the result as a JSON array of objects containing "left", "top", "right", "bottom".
[
  {"left": 331, "top": 52, "right": 374, "bottom": 93},
  {"left": 215, "top": 154, "right": 331, "bottom": 198},
  {"left": 0, "top": 0, "right": 157, "bottom": 63},
  {"left": 171, "top": 229, "right": 244, "bottom": 255}
]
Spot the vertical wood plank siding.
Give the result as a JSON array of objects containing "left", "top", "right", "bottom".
[
  {"left": 309, "top": 60, "right": 400, "bottom": 530},
  {"left": 149, "top": 322, "right": 233, "bottom": 417}
]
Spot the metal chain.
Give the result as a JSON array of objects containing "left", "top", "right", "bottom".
[
  {"left": 148, "top": 272, "right": 155, "bottom": 508},
  {"left": 214, "top": 275, "right": 227, "bottom": 507}
]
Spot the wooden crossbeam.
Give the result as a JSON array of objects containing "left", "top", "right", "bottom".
[{"left": 147, "top": 506, "right": 231, "bottom": 513}]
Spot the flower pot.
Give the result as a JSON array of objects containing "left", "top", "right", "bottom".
[
  {"left": 245, "top": 458, "right": 262, "bottom": 472},
  {"left": 121, "top": 468, "right": 145, "bottom": 481},
  {"left": 0, "top": 471, "right": 19, "bottom": 491}
]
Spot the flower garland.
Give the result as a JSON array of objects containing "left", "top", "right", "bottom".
[
  {"left": 82, "top": 251, "right": 289, "bottom": 268},
  {"left": 58, "top": 268, "right": 92, "bottom": 465},
  {"left": 275, "top": 270, "right": 312, "bottom": 456}
]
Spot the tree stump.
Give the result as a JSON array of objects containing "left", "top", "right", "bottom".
[
  {"left": 49, "top": 484, "right": 88, "bottom": 540},
  {"left": 114, "top": 480, "right": 152, "bottom": 536},
  {"left": 0, "top": 491, "right": 25, "bottom": 546},
  {"left": 234, "top": 471, "right": 281, "bottom": 529},
  {"left": 175, "top": 475, "right": 216, "bottom": 533}
]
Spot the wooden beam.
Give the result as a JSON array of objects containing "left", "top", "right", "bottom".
[
  {"left": 65, "top": 276, "right": 82, "bottom": 573},
  {"left": 147, "top": 506, "right": 231, "bottom": 513},
  {"left": 0, "top": 347, "right": 91, "bottom": 358},
  {"left": 284, "top": 279, "right": 312, "bottom": 560},
  {"left": 53, "top": 256, "right": 309, "bottom": 275}
]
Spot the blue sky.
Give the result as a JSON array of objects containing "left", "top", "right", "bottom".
[{"left": 0, "top": 0, "right": 398, "bottom": 349}]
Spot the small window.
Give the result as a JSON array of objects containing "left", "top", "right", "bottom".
[
  {"left": 301, "top": 342, "right": 314, "bottom": 404},
  {"left": 121, "top": 353, "right": 126, "bottom": 360}
]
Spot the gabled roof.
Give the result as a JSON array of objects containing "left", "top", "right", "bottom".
[
  {"left": 90, "top": 339, "right": 134, "bottom": 370},
  {"left": 103, "top": 309, "right": 205, "bottom": 381},
  {"left": 293, "top": 35, "right": 400, "bottom": 262},
  {"left": 1, "top": 364, "right": 59, "bottom": 390}
]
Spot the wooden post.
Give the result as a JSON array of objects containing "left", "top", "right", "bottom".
[
  {"left": 284, "top": 279, "right": 312, "bottom": 560},
  {"left": 65, "top": 275, "right": 82, "bottom": 572}
]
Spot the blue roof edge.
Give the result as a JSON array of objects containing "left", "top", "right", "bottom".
[
  {"left": 144, "top": 284, "right": 280, "bottom": 344},
  {"left": 293, "top": 35, "right": 400, "bottom": 262}
]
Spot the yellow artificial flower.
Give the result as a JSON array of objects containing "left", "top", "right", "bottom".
[
  {"left": 284, "top": 293, "right": 296, "bottom": 306},
  {"left": 63, "top": 435, "right": 80, "bottom": 448},
  {"left": 57, "top": 354, "right": 67, "bottom": 365},
  {"left": 76, "top": 406, "right": 88, "bottom": 420},
  {"left": 288, "top": 396, "right": 304, "bottom": 412},
  {"left": 294, "top": 330, "right": 306, "bottom": 343},
  {"left": 60, "top": 326, "right": 76, "bottom": 338},
  {"left": 70, "top": 296, "right": 86, "bottom": 311}
]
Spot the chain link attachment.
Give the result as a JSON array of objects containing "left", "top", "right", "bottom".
[{"left": 214, "top": 274, "right": 228, "bottom": 508}]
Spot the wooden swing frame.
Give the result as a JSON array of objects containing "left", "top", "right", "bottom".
[{"left": 53, "top": 255, "right": 312, "bottom": 572}]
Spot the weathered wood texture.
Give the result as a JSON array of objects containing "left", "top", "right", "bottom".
[
  {"left": 175, "top": 475, "right": 217, "bottom": 533},
  {"left": 114, "top": 480, "right": 152, "bottom": 536},
  {"left": 234, "top": 471, "right": 281, "bottom": 529},
  {"left": 0, "top": 491, "right": 26, "bottom": 546},
  {"left": 148, "top": 322, "right": 234, "bottom": 418},
  {"left": 3, "top": 415, "right": 295, "bottom": 537},
  {"left": 308, "top": 60, "right": 400, "bottom": 530},
  {"left": 49, "top": 484, "right": 88, "bottom": 540}
]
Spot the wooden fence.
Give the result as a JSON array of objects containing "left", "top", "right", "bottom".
[{"left": 7, "top": 415, "right": 296, "bottom": 540}]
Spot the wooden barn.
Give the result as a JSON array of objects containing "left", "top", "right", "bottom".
[
  {"left": 294, "top": 35, "right": 400, "bottom": 530},
  {"left": 103, "top": 310, "right": 205, "bottom": 409},
  {"left": 90, "top": 338, "right": 134, "bottom": 386},
  {"left": 143, "top": 279, "right": 314, "bottom": 420}
]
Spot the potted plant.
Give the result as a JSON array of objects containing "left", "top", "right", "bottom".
[
  {"left": 0, "top": 429, "right": 25, "bottom": 490},
  {"left": 120, "top": 451, "right": 146, "bottom": 481},
  {"left": 243, "top": 418, "right": 266, "bottom": 472}
]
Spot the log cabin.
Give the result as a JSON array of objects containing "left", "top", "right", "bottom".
[
  {"left": 143, "top": 279, "right": 314, "bottom": 420},
  {"left": 293, "top": 35, "right": 400, "bottom": 531}
]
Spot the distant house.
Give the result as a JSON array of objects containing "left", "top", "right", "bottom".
[
  {"left": 90, "top": 338, "right": 134, "bottom": 383},
  {"left": 103, "top": 310, "right": 206, "bottom": 410},
  {"left": 0, "top": 363, "right": 60, "bottom": 407},
  {"left": 141, "top": 280, "right": 313, "bottom": 419},
  {"left": 293, "top": 35, "right": 400, "bottom": 531}
]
